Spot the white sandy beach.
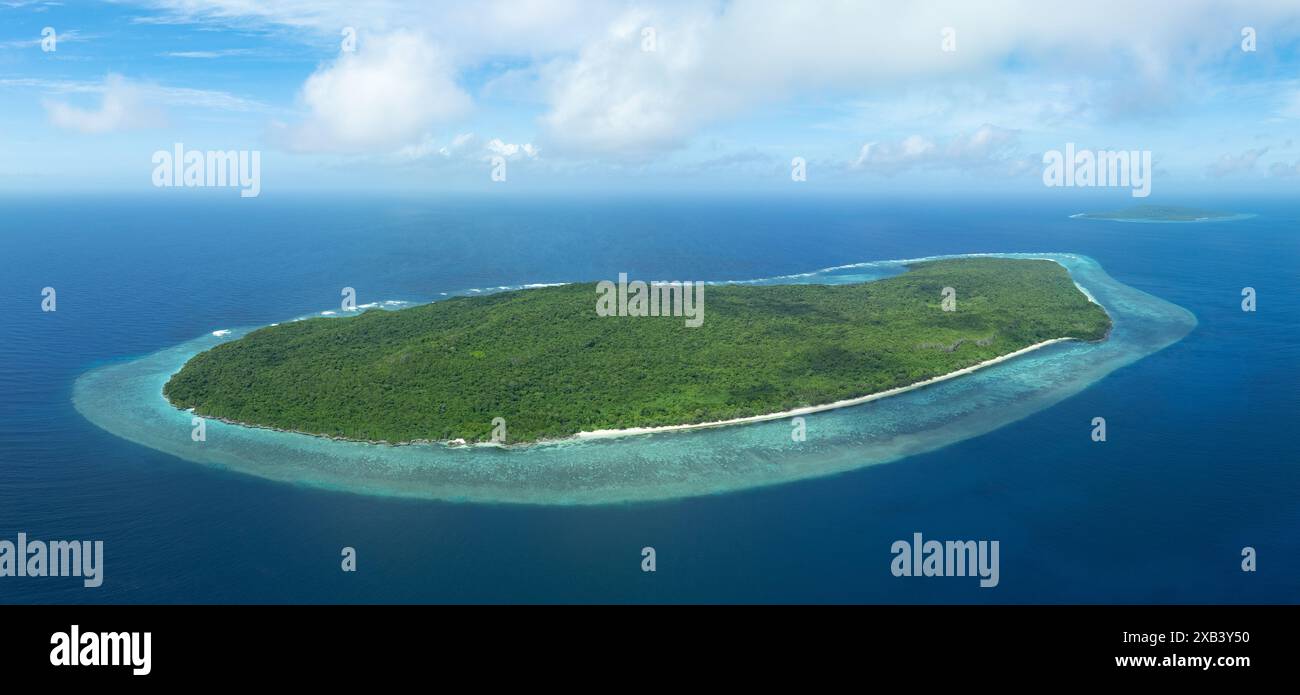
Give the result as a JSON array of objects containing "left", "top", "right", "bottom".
[{"left": 572, "top": 337, "right": 1076, "bottom": 441}]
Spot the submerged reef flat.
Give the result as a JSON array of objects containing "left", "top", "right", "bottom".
[{"left": 73, "top": 254, "right": 1195, "bottom": 505}]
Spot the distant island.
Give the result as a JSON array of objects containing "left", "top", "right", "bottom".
[
  {"left": 163, "top": 258, "right": 1111, "bottom": 444},
  {"left": 1072, "top": 204, "right": 1242, "bottom": 221}
]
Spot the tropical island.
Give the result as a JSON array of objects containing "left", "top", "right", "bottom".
[
  {"left": 1072, "top": 204, "right": 1240, "bottom": 221},
  {"left": 163, "top": 258, "right": 1111, "bottom": 445}
]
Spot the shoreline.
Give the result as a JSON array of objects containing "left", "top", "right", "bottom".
[
  {"left": 168, "top": 336, "right": 1082, "bottom": 448},
  {"left": 569, "top": 337, "right": 1077, "bottom": 441},
  {"left": 163, "top": 254, "right": 1110, "bottom": 449}
]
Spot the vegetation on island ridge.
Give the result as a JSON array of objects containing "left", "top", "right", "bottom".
[{"left": 163, "top": 258, "right": 1111, "bottom": 444}]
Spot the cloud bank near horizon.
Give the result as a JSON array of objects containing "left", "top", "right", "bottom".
[{"left": 3, "top": 0, "right": 1300, "bottom": 192}]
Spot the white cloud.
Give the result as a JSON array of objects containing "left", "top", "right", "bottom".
[
  {"left": 161, "top": 48, "right": 255, "bottom": 58},
  {"left": 539, "top": 1, "right": 1300, "bottom": 156},
  {"left": 1278, "top": 91, "right": 1300, "bottom": 119},
  {"left": 539, "top": 9, "right": 725, "bottom": 158},
  {"left": 1207, "top": 148, "right": 1269, "bottom": 177},
  {"left": 853, "top": 125, "right": 1022, "bottom": 174},
  {"left": 394, "top": 132, "right": 473, "bottom": 160},
  {"left": 149, "top": 84, "right": 266, "bottom": 112},
  {"left": 826, "top": 80, "right": 1099, "bottom": 138},
  {"left": 1, "top": 1, "right": 62, "bottom": 8},
  {"left": 42, "top": 74, "right": 164, "bottom": 133},
  {"left": 485, "top": 138, "right": 538, "bottom": 160},
  {"left": 118, "top": 0, "right": 1300, "bottom": 169},
  {"left": 132, "top": 0, "right": 623, "bottom": 55},
  {"left": 9, "top": 74, "right": 269, "bottom": 130},
  {"left": 0, "top": 29, "right": 87, "bottom": 49},
  {"left": 854, "top": 136, "right": 936, "bottom": 169},
  {"left": 281, "top": 30, "right": 470, "bottom": 153},
  {"left": 393, "top": 132, "right": 537, "bottom": 163},
  {"left": 1269, "top": 160, "right": 1300, "bottom": 177}
]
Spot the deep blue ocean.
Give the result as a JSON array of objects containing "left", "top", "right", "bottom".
[{"left": 1, "top": 193, "right": 1296, "bottom": 603}]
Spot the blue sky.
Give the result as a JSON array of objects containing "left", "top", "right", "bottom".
[{"left": 2, "top": 0, "right": 1300, "bottom": 198}]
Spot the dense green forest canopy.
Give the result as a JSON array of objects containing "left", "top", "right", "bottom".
[{"left": 164, "top": 258, "right": 1111, "bottom": 444}]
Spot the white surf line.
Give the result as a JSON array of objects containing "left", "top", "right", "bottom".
[{"left": 572, "top": 337, "right": 1076, "bottom": 441}]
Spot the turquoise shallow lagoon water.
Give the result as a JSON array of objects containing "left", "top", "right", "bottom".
[{"left": 73, "top": 253, "right": 1195, "bottom": 505}]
